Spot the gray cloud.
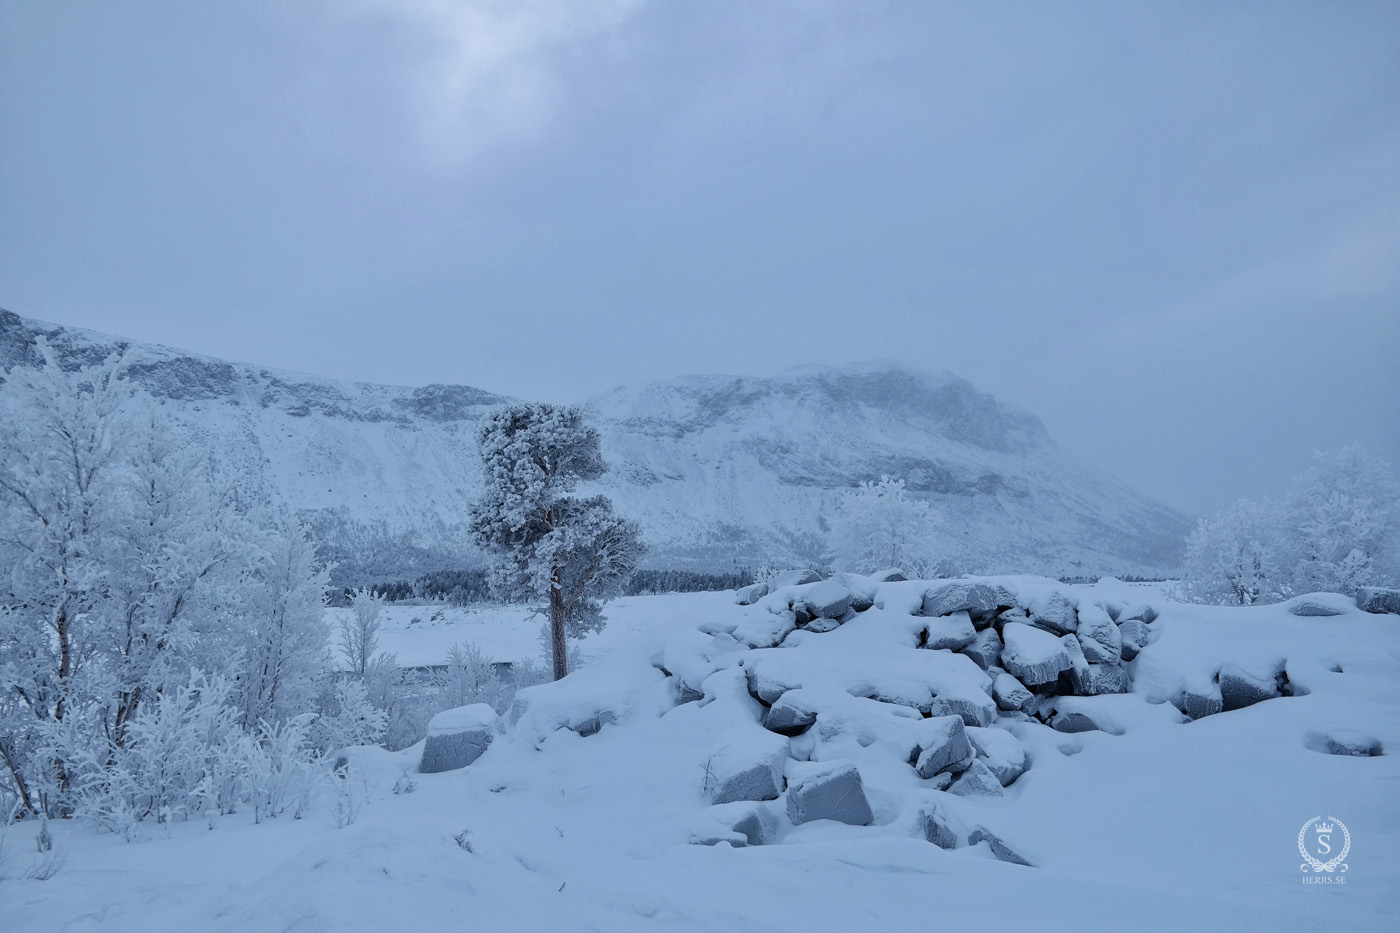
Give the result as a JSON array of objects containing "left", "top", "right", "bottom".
[{"left": 1, "top": 0, "right": 1396, "bottom": 516}]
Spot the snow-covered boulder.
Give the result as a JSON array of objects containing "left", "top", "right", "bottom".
[
  {"left": 1001, "top": 623, "right": 1071, "bottom": 686},
  {"left": 1117, "top": 602, "right": 1158, "bottom": 624},
  {"left": 921, "top": 582, "right": 1015, "bottom": 620},
  {"left": 1117, "top": 618, "right": 1152, "bottom": 661},
  {"left": 927, "top": 686, "right": 998, "bottom": 728},
  {"left": 1180, "top": 685, "right": 1223, "bottom": 721},
  {"left": 799, "top": 579, "right": 856, "bottom": 620},
  {"left": 1061, "top": 634, "right": 1092, "bottom": 695},
  {"left": 1028, "top": 591, "right": 1079, "bottom": 634},
  {"left": 993, "top": 672, "right": 1033, "bottom": 712},
  {"left": 948, "top": 758, "right": 1003, "bottom": 797},
  {"left": 773, "top": 569, "right": 822, "bottom": 588},
  {"left": 734, "top": 582, "right": 770, "bottom": 605},
  {"left": 743, "top": 661, "right": 803, "bottom": 705},
  {"left": 707, "top": 731, "right": 789, "bottom": 805},
  {"left": 1357, "top": 586, "right": 1400, "bottom": 615},
  {"left": 924, "top": 611, "right": 977, "bottom": 650},
  {"left": 1285, "top": 593, "right": 1352, "bottom": 617},
  {"left": 1218, "top": 663, "right": 1279, "bottom": 711},
  {"left": 961, "top": 628, "right": 1003, "bottom": 670},
  {"left": 763, "top": 692, "right": 820, "bottom": 736},
  {"left": 966, "top": 726, "right": 1028, "bottom": 786},
  {"left": 786, "top": 762, "right": 874, "bottom": 826},
  {"left": 918, "top": 805, "right": 960, "bottom": 849},
  {"left": 803, "top": 617, "right": 842, "bottom": 634},
  {"left": 968, "top": 827, "right": 1033, "bottom": 866},
  {"left": 1076, "top": 606, "right": 1122, "bottom": 664},
  {"left": 731, "top": 803, "right": 782, "bottom": 846},
  {"left": 829, "top": 573, "right": 879, "bottom": 612},
  {"left": 871, "top": 568, "right": 907, "bottom": 582},
  {"left": 1085, "top": 662, "right": 1130, "bottom": 696},
  {"left": 733, "top": 611, "right": 797, "bottom": 649},
  {"left": 913, "top": 715, "right": 975, "bottom": 779},
  {"left": 1305, "top": 730, "right": 1383, "bottom": 757},
  {"left": 419, "top": 704, "right": 499, "bottom": 774}
]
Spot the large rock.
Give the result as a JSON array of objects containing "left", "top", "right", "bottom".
[
  {"left": 763, "top": 692, "right": 820, "bottom": 736},
  {"left": 948, "top": 758, "right": 1004, "bottom": 797},
  {"left": 1117, "top": 619, "right": 1152, "bottom": 661},
  {"left": 419, "top": 704, "right": 499, "bottom": 774},
  {"left": 800, "top": 579, "right": 855, "bottom": 620},
  {"left": 918, "top": 805, "right": 960, "bottom": 849},
  {"left": 1076, "top": 606, "right": 1122, "bottom": 665},
  {"left": 731, "top": 804, "right": 781, "bottom": 846},
  {"left": 1117, "top": 602, "right": 1157, "bottom": 624},
  {"left": 928, "top": 687, "right": 997, "bottom": 728},
  {"left": 913, "top": 715, "right": 975, "bottom": 779},
  {"left": 922, "top": 582, "right": 1015, "bottom": 620},
  {"left": 968, "top": 827, "right": 1033, "bottom": 866},
  {"left": 1181, "top": 685, "right": 1223, "bottom": 720},
  {"left": 966, "top": 726, "right": 1027, "bottom": 786},
  {"left": 732, "top": 612, "right": 797, "bottom": 649},
  {"left": 772, "top": 569, "right": 822, "bottom": 588},
  {"left": 1218, "top": 663, "right": 1279, "bottom": 711},
  {"left": 1029, "top": 591, "right": 1079, "bottom": 634},
  {"left": 1085, "top": 662, "right": 1130, "bottom": 696},
  {"left": 708, "top": 738, "right": 788, "bottom": 805},
  {"left": 829, "top": 573, "right": 879, "bottom": 612},
  {"left": 786, "top": 763, "right": 874, "bottom": 826},
  {"left": 1001, "top": 623, "right": 1071, "bottom": 686},
  {"left": 924, "top": 611, "right": 977, "bottom": 650},
  {"left": 961, "top": 628, "right": 1003, "bottom": 670},
  {"left": 992, "top": 672, "right": 1033, "bottom": 712},
  {"left": 1060, "top": 634, "right": 1091, "bottom": 695},
  {"left": 1357, "top": 586, "right": 1400, "bottom": 615},
  {"left": 734, "top": 582, "right": 770, "bottom": 605}
]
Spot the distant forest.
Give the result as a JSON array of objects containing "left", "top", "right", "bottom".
[{"left": 338, "top": 567, "right": 759, "bottom": 607}]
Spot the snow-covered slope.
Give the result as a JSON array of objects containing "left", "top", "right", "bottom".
[
  {"left": 587, "top": 366, "right": 1188, "bottom": 576},
  {"left": 5, "top": 583, "right": 1396, "bottom": 931},
  {"left": 0, "top": 311, "right": 1188, "bottom": 581}
]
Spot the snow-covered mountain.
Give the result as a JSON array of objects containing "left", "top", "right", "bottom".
[{"left": 0, "top": 310, "right": 1188, "bottom": 582}]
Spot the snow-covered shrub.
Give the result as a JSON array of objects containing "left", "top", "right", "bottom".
[
  {"left": 435, "top": 642, "right": 511, "bottom": 715},
  {"left": 309, "top": 678, "right": 388, "bottom": 755},
  {"left": 340, "top": 588, "right": 385, "bottom": 677},
  {"left": 825, "top": 476, "right": 940, "bottom": 575}
]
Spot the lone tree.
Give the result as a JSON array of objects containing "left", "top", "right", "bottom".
[{"left": 468, "top": 404, "right": 644, "bottom": 680}]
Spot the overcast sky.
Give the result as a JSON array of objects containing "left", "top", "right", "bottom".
[{"left": 1, "top": 1, "right": 1396, "bottom": 517}]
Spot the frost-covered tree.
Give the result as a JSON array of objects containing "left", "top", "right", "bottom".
[
  {"left": 1181, "top": 498, "right": 1292, "bottom": 606},
  {"left": 339, "top": 588, "right": 384, "bottom": 678},
  {"left": 468, "top": 404, "right": 645, "bottom": 680},
  {"left": 235, "top": 519, "right": 330, "bottom": 730},
  {"left": 1181, "top": 446, "right": 1399, "bottom": 605},
  {"left": 1283, "top": 446, "right": 1399, "bottom": 596},
  {"left": 825, "top": 476, "right": 940, "bottom": 575}
]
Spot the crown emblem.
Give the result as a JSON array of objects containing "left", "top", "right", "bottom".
[{"left": 1315, "top": 822, "right": 1335, "bottom": 833}]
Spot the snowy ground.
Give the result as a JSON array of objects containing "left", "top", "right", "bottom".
[
  {"left": 4, "top": 584, "right": 1398, "bottom": 932},
  {"left": 325, "top": 603, "right": 546, "bottom": 671}
]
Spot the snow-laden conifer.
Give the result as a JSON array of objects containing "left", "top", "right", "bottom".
[{"left": 468, "top": 404, "right": 644, "bottom": 680}]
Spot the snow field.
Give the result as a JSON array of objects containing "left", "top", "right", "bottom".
[{"left": 4, "top": 582, "right": 1398, "bottom": 931}]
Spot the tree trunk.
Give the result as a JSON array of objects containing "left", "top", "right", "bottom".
[{"left": 549, "top": 583, "right": 568, "bottom": 681}]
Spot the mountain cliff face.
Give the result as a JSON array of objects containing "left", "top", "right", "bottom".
[{"left": 0, "top": 310, "right": 1188, "bottom": 582}]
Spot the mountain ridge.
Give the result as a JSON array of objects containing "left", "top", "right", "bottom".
[{"left": 0, "top": 309, "right": 1189, "bottom": 582}]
